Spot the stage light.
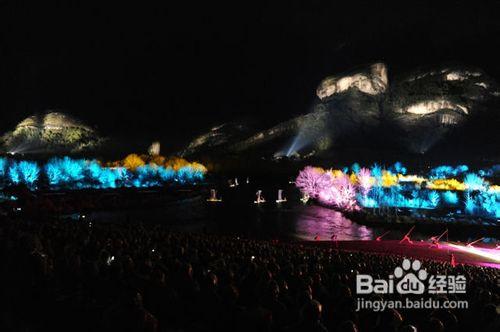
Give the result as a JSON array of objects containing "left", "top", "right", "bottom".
[{"left": 447, "top": 243, "right": 500, "bottom": 263}]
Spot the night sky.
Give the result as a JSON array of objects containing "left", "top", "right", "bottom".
[{"left": 1, "top": 1, "right": 500, "bottom": 152}]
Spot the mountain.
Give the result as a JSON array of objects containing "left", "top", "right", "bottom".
[
  {"left": 180, "top": 62, "right": 500, "bottom": 160},
  {"left": 1, "top": 111, "right": 105, "bottom": 154}
]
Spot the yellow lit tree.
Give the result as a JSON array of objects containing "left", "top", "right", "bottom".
[
  {"left": 165, "top": 157, "right": 190, "bottom": 171},
  {"left": 123, "top": 154, "right": 145, "bottom": 170}
]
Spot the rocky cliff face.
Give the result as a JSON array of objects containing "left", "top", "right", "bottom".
[
  {"left": 1, "top": 111, "right": 104, "bottom": 154},
  {"left": 180, "top": 122, "right": 253, "bottom": 157},
  {"left": 317, "top": 62, "right": 388, "bottom": 99},
  {"left": 181, "top": 63, "right": 500, "bottom": 158},
  {"left": 387, "top": 65, "right": 499, "bottom": 153}
]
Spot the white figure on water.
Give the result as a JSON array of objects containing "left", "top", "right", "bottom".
[
  {"left": 276, "top": 189, "right": 287, "bottom": 203},
  {"left": 254, "top": 190, "right": 266, "bottom": 204},
  {"left": 207, "top": 189, "right": 222, "bottom": 202},
  {"left": 300, "top": 193, "right": 310, "bottom": 203}
]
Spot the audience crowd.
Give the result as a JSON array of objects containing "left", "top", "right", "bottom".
[{"left": 0, "top": 216, "right": 498, "bottom": 332}]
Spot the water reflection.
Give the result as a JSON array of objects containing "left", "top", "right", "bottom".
[{"left": 293, "top": 205, "right": 374, "bottom": 241}]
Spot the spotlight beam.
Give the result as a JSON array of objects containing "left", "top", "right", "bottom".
[{"left": 447, "top": 242, "right": 500, "bottom": 263}]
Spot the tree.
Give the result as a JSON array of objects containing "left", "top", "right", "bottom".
[
  {"left": 295, "top": 166, "right": 332, "bottom": 199},
  {"left": 123, "top": 154, "right": 145, "bottom": 170}
]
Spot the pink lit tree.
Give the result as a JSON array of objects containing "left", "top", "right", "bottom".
[
  {"left": 318, "top": 174, "right": 358, "bottom": 211},
  {"left": 295, "top": 166, "right": 332, "bottom": 198},
  {"left": 357, "top": 167, "right": 373, "bottom": 196}
]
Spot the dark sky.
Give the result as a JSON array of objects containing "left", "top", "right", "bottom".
[{"left": 1, "top": 0, "right": 500, "bottom": 151}]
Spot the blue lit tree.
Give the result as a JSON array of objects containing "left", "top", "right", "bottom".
[
  {"left": 475, "top": 191, "right": 499, "bottom": 218},
  {"left": 428, "top": 191, "right": 440, "bottom": 208},
  {"left": 0, "top": 157, "right": 6, "bottom": 177},
  {"left": 370, "top": 163, "right": 382, "bottom": 180},
  {"left": 18, "top": 161, "right": 40, "bottom": 187},
  {"left": 158, "top": 166, "right": 175, "bottom": 182},
  {"left": 135, "top": 165, "right": 160, "bottom": 187},
  {"left": 351, "top": 163, "right": 361, "bottom": 174},
  {"left": 1, "top": 156, "right": 206, "bottom": 190},
  {"left": 464, "top": 173, "right": 486, "bottom": 191},
  {"left": 442, "top": 191, "right": 459, "bottom": 205},
  {"left": 8, "top": 163, "right": 20, "bottom": 185},
  {"left": 464, "top": 192, "right": 475, "bottom": 215},
  {"left": 45, "top": 161, "right": 63, "bottom": 185},
  {"left": 61, "top": 157, "right": 85, "bottom": 182},
  {"left": 391, "top": 162, "right": 407, "bottom": 175}
]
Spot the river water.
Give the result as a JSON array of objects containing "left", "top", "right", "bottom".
[
  {"left": 58, "top": 170, "right": 495, "bottom": 243},
  {"left": 84, "top": 189, "right": 497, "bottom": 244}
]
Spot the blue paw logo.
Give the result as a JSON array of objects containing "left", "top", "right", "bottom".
[{"left": 394, "top": 259, "right": 428, "bottom": 294}]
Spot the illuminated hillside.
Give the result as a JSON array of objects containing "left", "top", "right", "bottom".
[{"left": 1, "top": 111, "right": 104, "bottom": 154}]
